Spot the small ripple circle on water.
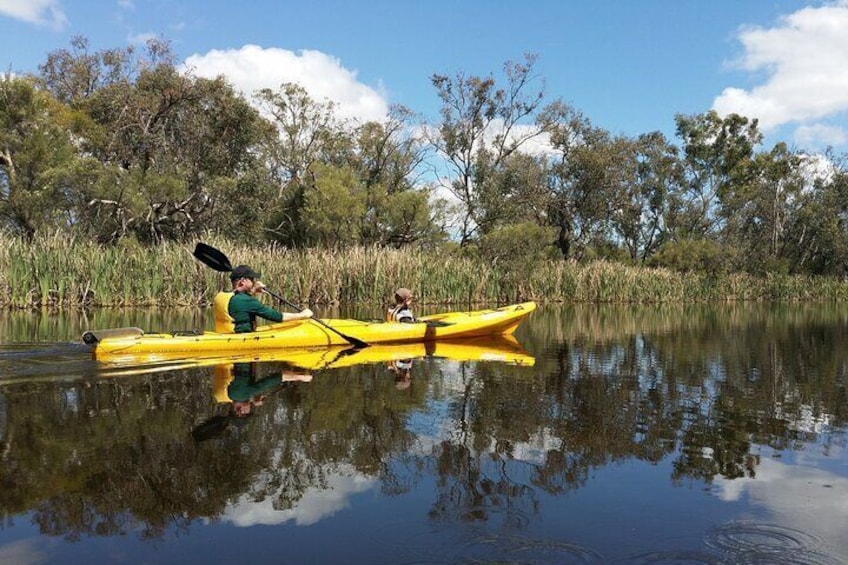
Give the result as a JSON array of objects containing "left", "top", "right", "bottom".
[{"left": 705, "top": 521, "right": 845, "bottom": 565}]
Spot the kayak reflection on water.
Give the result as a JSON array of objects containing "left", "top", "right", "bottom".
[{"left": 191, "top": 361, "right": 312, "bottom": 441}]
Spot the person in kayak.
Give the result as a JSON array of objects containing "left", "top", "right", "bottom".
[
  {"left": 213, "top": 264, "right": 313, "bottom": 333},
  {"left": 387, "top": 287, "right": 415, "bottom": 323}
]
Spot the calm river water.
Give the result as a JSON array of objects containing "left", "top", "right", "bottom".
[{"left": 0, "top": 303, "right": 847, "bottom": 564}]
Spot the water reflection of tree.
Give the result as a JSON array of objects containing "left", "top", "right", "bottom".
[
  {"left": 0, "top": 361, "right": 427, "bottom": 539},
  {"left": 528, "top": 306, "right": 848, "bottom": 487},
  {"left": 427, "top": 362, "right": 540, "bottom": 526},
  {"left": 2, "top": 305, "right": 847, "bottom": 537},
  {"left": 423, "top": 306, "right": 848, "bottom": 524}
]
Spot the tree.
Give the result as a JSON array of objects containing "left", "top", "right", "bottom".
[
  {"left": 38, "top": 35, "right": 136, "bottom": 107},
  {"left": 611, "top": 132, "right": 682, "bottom": 264},
  {"left": 671, "top": 111, "right": 762, "bottom": 240},
  {"left": 785, "top": 156, "right": 848, "bottom": 277},
  {"left": 724, "top": 143, "right": 805, "bottom": 273},
  {"left": 351, "top": 106, "right": 441, "bottom": 247},
  {"left": 0, "top": 75, "right": 78, "bottom": 238},
  {"left": 255, "top": 82, "right": 353, "bottom": 246},
  {"left": 301, "top": 162, "right": 366, "bottom": 247},
  {"left": 39, "top": 38, "right": 266, "bottom": 243},
  {"left": 540, "top": 102, "right": 608, "bottom": 259},
  {"left": 430, "top": 54, "right": 554, "bottom": 246}
]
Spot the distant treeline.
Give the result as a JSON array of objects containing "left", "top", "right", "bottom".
[{"left": 2, "top": 37, "right": 848, "bottom": 289}]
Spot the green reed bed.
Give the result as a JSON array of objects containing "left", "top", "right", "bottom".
[{"left": 3, "top": 233, "right": 848, "bottom": 308}]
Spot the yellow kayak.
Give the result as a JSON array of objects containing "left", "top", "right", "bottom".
[
  {"left": 86, "top": 302, "right": 536, "bottom": 361},
  {"left": 98, "top": 335, "right": 535, "bottom": 375}
]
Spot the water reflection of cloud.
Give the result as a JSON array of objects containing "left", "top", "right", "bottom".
[
  {"left": 712, "top": 456, "right": 848, "bottom": 557},
  {"left": 0, "top": 538, "right": 48, "bottom": 565},
  {"left": 222, "top": 466, "right": 376, "bottom": 527}
]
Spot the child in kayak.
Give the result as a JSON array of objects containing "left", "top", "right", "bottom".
[{"left": 387, "top": 287, "right": 415, "bottom": 323}]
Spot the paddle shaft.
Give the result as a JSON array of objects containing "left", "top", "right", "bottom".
[
  {"left": 261, "top": 288, "right": 369, "bottom": 349},
  {"left": 193, "top": 243, "right": 368, "bottom": 348}
]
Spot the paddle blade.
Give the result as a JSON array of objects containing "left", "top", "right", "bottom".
[
  {"left": 193, "top": 242, "right": 232, "bottom": 272},
  {"left": 191, "top": 414, "right": 231, "bottom": 442}
]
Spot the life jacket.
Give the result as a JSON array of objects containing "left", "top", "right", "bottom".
[
  {"left": 387, "top": 304, "right": 414, "bottom": 323},
  {"left": 212, "top": 364, "right": 234, "bottom": 403},
  {"left": 213, "top": 292, "right": 236, "bottom": 333}
]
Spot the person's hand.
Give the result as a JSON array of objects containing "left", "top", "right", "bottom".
[
  {"left": 253, "top": 281, "right": 267, "bottom": 294},
  {"left": 299, "top": 308, "right": 314, "bottom": 319},
  {"left": 283, "top": 372, "right": 313, "bottom": 383}
]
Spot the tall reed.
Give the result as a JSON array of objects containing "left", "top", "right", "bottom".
[{"left": 2, "top": 232, "right": 848, "bottom": 308}]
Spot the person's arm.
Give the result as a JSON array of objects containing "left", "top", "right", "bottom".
[
  {"left": 249, "top": 289, "right": 313, "bottom": 322},
  {"left": 245, "top": 295, "right": 284, "bottom": 323}
]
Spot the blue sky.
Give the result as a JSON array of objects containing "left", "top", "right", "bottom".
[{"left": 2, "top": 0, "right": 848, "bottom": 153}]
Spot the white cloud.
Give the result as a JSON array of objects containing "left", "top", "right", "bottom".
[
  {"left": 221, "top": 465, "right": 375, "bottom": 526},
  {"left": 794, "top": 123, "right": 847, "bottom": 148},
  {"left": 183, "top": 45, "right": 389, "bottom": 123},
  {"left": 0, "top": 0, "right": 67, "bottom": 29},
  {"left": 0, "top": 538, "right": 48, "bottom": 565},
  {"left": 711, "top": 455, "right": 848, "bottom": 558},
  {"left": 127, "top": 31, "right": 157, "bottom": 45},
  {"left": 713, "top": 1, "right": 848, "bottom": 143}
]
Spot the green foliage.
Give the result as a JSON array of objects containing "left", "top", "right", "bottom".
[
  {"left": 2, "top": 37, "right": 848, "bottom": 287},
  {"left": 0, "top": 75, "right": 79, "bottom": 238},
  {"left": 649, "top": 238, "right": 728, "bottom": 275},
  {"left": 302, "top": 163, "right": 366, "bottom": 247}
]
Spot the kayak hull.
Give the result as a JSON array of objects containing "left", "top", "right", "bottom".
[
  {"left": 97, "top": 335, "right": 536, "bottom": 374},
  {"left": 89, "top": 302, "right": 537, "bottom": 361}
]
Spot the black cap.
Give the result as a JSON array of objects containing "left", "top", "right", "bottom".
[{"left": 230, "top": 265, "right": 261, "bottom": 281}]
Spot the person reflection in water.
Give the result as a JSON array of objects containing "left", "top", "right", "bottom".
[
  {"left": 193, "top": 361, "right": 313, "bottom": 442},
  {"left": 214, "top": 362, "right": 312, "bottom": 418},
  {"left": 388, "top": 358, "right": 413, "bottom": 390}
]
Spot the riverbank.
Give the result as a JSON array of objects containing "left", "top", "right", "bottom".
[{"left": 2, "top": 234, "right": 848, "bottom": 308}]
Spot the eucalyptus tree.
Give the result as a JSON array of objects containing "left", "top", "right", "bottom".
[
  {"left": 721, "top": 142, "right": 805, "bottom": 273},
  {"left": 254, "top": 82, "right": 355, "bottom": 246},
  {"left": 0, "top": 74, "right": 78, "bottom": 239},
  {"left": 612, "top": 132, "right": 682, "bottom": 264},
  {"left": 784, "top": 156, "right": 848, "bottom": 277},
  {"left": 38, "top": 35, "right": 136, "bottom": 107},
  {"left": 542, "top": 104, "right": 616, "bottom": 259},
  {"left": 352, "top": 106, "right": 443, "bottom": 248},
  {"left": 38, "top": 37, "right": 267, "bottom": 243},
  {"left": 671, "top": 110, "right": 762, "bottom": 241},
  {"left": 429, "top": 54, "right": 556, "bottom": 246},
  {"left": 84, "top": 69, "right": 264, "bottom": 243}
]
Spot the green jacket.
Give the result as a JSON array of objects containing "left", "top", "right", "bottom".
[
  {"left": 229, "top": 291, "right": 284, "bottom": 333},
  {"left": 227, "top": 363, "right": 284, "bottom": 401}
]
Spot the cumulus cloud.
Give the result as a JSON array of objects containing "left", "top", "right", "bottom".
[
  {"left": 0, "top": 0, "right": 67, "bottom": 29},
  {"left": 183, "top": 45, "right": 389, "bottom": 123},
  {"left": 712, "top": 1, "right": 848, "bottom": 148}
]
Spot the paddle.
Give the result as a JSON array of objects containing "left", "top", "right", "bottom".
[{"left": 193, "top": 242, "right": 369, "bottom": 348}]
